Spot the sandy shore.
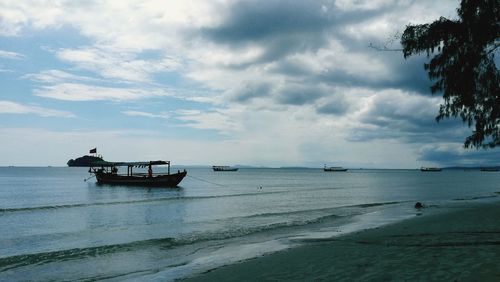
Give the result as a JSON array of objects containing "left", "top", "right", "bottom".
[{"left": 183, "top": 201, "right": 500, "bottom": 281}]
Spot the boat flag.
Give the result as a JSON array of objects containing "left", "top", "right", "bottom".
[{"left": 89, "top": 148, "right": 97, "bottom": 154}]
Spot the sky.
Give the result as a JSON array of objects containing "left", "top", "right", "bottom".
[{"left": 0, "top": 0, "right": 498, "bottom": 168}]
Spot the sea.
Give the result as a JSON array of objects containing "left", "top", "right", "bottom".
[{"left": 0, "top": 167, "right": 499, "bottom": 281}]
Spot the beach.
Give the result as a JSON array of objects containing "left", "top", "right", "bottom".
[{"left": 184, "top": 200, "right": 500, "bottom": 281}]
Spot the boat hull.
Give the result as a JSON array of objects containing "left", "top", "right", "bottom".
[
  {"left": 324, "top": 168, "right": 348, "bottom": 172},
  {"left": 212, "top": 166, "right": 238, "bottom": 171},
  {"left": 481, "top": 168, "right": 499, "bottom": 172},
  {"left": 95, "top": 171, "right": 187, "bottom": 187},
  {"left": 420, "top": 167, "right": 442, "bottom": 172}
]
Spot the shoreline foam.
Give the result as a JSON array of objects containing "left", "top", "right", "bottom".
[{"left": 183, "top": 200, "right": 500, "bottom": 281}]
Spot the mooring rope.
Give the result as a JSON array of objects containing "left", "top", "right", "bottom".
[
  {"left": 186, "top": 175, "right": 227, "bottom": 187},
  {"left": 83, "top": 174, "right": 96, "bottom": 182}
]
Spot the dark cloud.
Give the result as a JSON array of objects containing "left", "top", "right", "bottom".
[
  {"left": 195, "top": 0, "right": 445, "bottom": 96},
  {"left": 203, "top": 1, "right": 332, "bottom": 43},
  {"left": 275, "top": 85, "right": 325, "bottom": 105},
  {"left": 348, "top": 92, "right": 468, "bottom": 144},
  {"left": 267, "top": 59, "right": 312, "bottom": 77},
  {"left": 418, "top": 146, "right": 500, "bottom": 166},
  {"left": 229, "top": 82, "right": 272, "bottom": 102},
  {"left": 347, "top": 123, "right": 466, "bottom": 144},
  {"left": 262, "top": 41, "right": 432, "bottom": 98},
  {"left": 316, "top": 96, "right": 350, "bottom": 115},
  {"left": 359, "top": 93, "right": 436, "bottom": 128},
  {"left": 200, "top": 0, "right": 385, "bottom": 63},
  {"left": 198, "top": 0, "right": 438, "bottom": 107},
  {"left": 363, "top": 52, "right": 431, "bottom": 94},
  {"left": 308, "top": 51, "right": 432, "bottom": 94},
  {"left": 257, "top": 33, "right": 328, "bottom": 64},
  {"left": 381, "top": 53, "right": 434, "bottom": 94}
]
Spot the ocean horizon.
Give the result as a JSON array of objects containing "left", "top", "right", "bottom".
[{"left": 3, "top": 165, "right": 498, "bottom": 169}]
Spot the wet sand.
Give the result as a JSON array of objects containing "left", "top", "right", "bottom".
[{"left": 183, "top": 201, "right": 500, "bottom": 281}]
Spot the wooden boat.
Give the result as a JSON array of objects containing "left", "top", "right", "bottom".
[
  {"left": 212, "top": 166, "right": 239, "bottom": 171},
  {"left": 89, "top": 160, "right": 186, "bottom": 187},
  {"left": 324, "top": 165, "right": 348, "bottom": 172},
  {"left": 420, "top": 167, "right": 442, "bottom": 172}
]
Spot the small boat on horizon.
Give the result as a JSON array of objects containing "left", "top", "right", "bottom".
[
  {"left": 480, "top": 167, "right": 499, "bottom": 172},
  {"left": 420, "top": 167, "right": 442, "bottom": 172},
  {"left": 212, "top": 165, "right": 239, "bottom": 171},
  {"left": 89, "top": 160, "right": 186, "bottom": 187},
  {"left": 324, "top": 165, "right": 348, "bottom": 172}
]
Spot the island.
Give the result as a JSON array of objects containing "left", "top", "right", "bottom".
[{"left": 67, "top": 155, "right": 105, "bottom": 167}]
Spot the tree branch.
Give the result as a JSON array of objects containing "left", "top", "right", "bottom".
[
  {"left": 486, "top": 42, "right": 500, "bottom": 54},
  {"left": 368, "top": 43, "right": 403, "bottom": 52}
]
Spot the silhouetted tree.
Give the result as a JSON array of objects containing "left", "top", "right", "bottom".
[{"left": 401, "top": 0, "right": 499, "bottom": 148}]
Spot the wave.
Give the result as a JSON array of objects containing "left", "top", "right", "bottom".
[
  {"left": 225, "top": 201, "right": 403, "bottom": 221},
  {"left": 0, "top": 217, "right": 324, "bottom": 271},
  {"left": 0, "top": 200, "right": 404, "bottom": 272},
  {"left": 354, "top": 201, "right": 403, "bottom": 208},
  {"left": 452, "top": 194, "right": 498, "bottom": 201},
  {"left": 0, "top": 192, "right": 280, "bottom": 214},
  {"left": 0, "top": 186, "right": 352, "bottom": 214},
  {"left": 0, "top": 237, "right": 176, "bottom": 272}
]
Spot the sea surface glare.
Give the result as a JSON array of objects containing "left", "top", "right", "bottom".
[{"left": 0, "top": 167, "right": 499, "bottom": 281}]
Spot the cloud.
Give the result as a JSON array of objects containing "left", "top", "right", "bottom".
[
  {"left": 23, "top": 69, "right": 98, "bottom": 83},
  {"left": 334, "top": 0, "right": 398, "bottom": 12},
  {"left": 122, "top": 110, "right": 170, "bottom": 119},
  {"left": 0, "top": 100, "right": 75, "bottom": 118},
  {"left": 57, "top": 47, "right": 182, "bottom": 83},
  {"left": 3, "top": 1, "right": 452, "bottom": 102},
  {"left": 0, "top": 50, "right": 26, "bottom": 60},
  {"left": 175, "top": 109, "right": 243, "bottom": 133},
  {"left": 34, "top": 83, "right": 172, "bottom": 101},
  {"left": 0, "top": 49, "right": 25, "bottom": 59}
]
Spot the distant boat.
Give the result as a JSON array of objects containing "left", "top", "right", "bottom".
[
  {"left": 324, "top": 165, "right": 348, "bottom": 172},
  {"left": 420, "top": 167, "right": 442, "bottom": 172},
  {"left": 212, "top": 166, "right": 239, "bottom": 171},
  {"left": 480, "top": 167, "right": 499, "bottom": 172},
  {"left": 89, "top": 160, "right": 186, "bottom": 187}
]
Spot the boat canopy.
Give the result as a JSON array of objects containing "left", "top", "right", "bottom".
[{"left": 90, "top": 160, "right": 170, "bottom": 167}]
